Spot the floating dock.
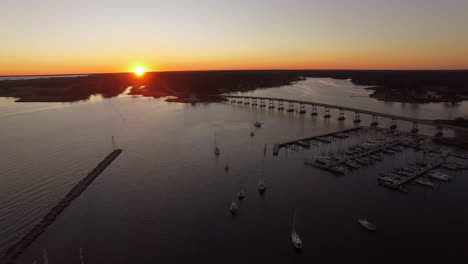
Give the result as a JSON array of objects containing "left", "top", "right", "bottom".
[
  {"left": 273, "top": 127, "right": 361, "bottom": 155},
  {"left": 0, "top": 149, "right": 123, "bottom": 264},
  {"left": 393, "top": 159, "right": 445, "bottom": 187}
]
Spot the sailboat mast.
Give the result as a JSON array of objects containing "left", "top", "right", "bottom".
[{"left": 292, "top": 211, "right": 296, "bottom": 232}]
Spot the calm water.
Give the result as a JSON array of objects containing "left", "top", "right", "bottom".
[{"left": 0, "top": 78, "right": 467, "bottom": 263}]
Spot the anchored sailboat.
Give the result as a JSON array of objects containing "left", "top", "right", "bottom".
[{"left": 230, "top": 201, "right": 239, "bottom": 215}]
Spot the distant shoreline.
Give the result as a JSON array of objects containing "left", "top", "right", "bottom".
[{"left": 1, "top": 70, "right": 467, "bottom": 105}]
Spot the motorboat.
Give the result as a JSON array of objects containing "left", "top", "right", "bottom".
[
  {"left": 345, "top": 160, "right": 360, "bottom": 168},
  {"left": 329, "top": 166, "right": 345, "bottom": 174},
  {"left": 315, "top": 156, "right": 332, "bottom": 165},
  {"left": 254, "top": 121, "right": 263, "bottom": 128},
  {"left": 358, "top": 219, "right": 376, "bottom": 231},
  {"left": 225, "top": 163, "right": 229, "bottom": 172},
  {"left": 370, "top": 154, "right": 382, "bottom": 161},
  {"left": 355, "top": 158, "right": 370, "bottom": 165},
  {"left": 382, "top": 148, "right": 395, "bottom": 154},
  {"left": 415, "top": 178, "right": 435, "bottom": 188},
  {"left": 250, "top": 132, "right": 255, "bottom": 137},
  {"left": 377, "top": 176, "right": 398, "bottom": 184},
  {"left": 291, "top": 211, "right": 302, "bottom": 249},
  {"left": 230, "top": 202, "right": 239, "bottom": 215},
  {"left": 427, "top": 172, "right": 451, "bottom": 182},
  {"left": 214, "top": 146, "right": 220, "bottom": 156}
]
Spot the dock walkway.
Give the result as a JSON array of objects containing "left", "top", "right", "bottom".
[{"left": 273, "top": 127, "right": 361, "bottom": 155}]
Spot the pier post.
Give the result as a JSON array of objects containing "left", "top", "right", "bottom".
[
  {"left": 278, "top": 101, "right": 284, "bottom": 111},
  {"left": 324, "top": 107, "right": 331, "bottom": 118},
  {"left": 260, "top": 99, "right": 266, "bottom": 108},
  {"left": 268, "top": 100, "right": 275, "bottom": 109},
  {"left": 390, "top": 119, "right": 397, "bottom": 130},
  {"left": 371, "top": 115, "right": 379, "bottom": 126},
  {"left": 311, "top": 105, "right": 318, "bottom": 116},
  {"left": 435, "top": 127, "right": 444, "bottom": 137},
  {"left": 287, "top": 102, "right": 294, "bottom": 112},
  {"left": 338, "top": 109, "right": 345, "bottom": 121},
  {"left": 252, "top": 99, "right": 258, "bottom": 106},
  {"left": 353, "top": 112, "right": 361, "bottom": 123},
  {"left": 299, "top": 104, "right": 306, "bottom": 114},
  {"left": 411, "top": 122, "right": 419, "bottom": 134}
]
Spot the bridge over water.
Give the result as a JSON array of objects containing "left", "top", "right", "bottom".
[{"left": 222, "top": 95, "right": 468, "bottom": 136}]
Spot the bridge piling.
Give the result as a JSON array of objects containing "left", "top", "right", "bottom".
[
  {"left": 252, "top": 99, "right": 258, "bottom": 106},
  {"left": 390, "top": 119, "right": 397, "bottom": 130},
  {"left": 324, "top": 107, "right": 331, "bottom": 118},
  {"left": 353, "top": 112, "right": 361, "bottom": 123},
  {"left": 260, "top": 99, "right": 266, "bottom": 108},
  {"left": 299, "top": 104, "right": 306, "bottom": 114},
  {"left": 371, "top": 115, "right": 379, "bottom": 126},
  {"left": 338, "top": 109, "right": 345, "bottom": 121},
  {"left": 268, "top": 100, "right": 275, "bottom": 109},
  {"left": 278, "top": 101, "right": 284, "bottom": 111},
  {"left": 411, "top": 122, "right": 419, "bottom": 134},
  {"left": 287, "top": 102, "right": 294, "bottom": 112},
  {"left": 311, "top": 105, "right": 318, "bottom": 116}
]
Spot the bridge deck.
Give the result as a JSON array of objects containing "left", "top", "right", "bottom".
[{"left": 223, "top": 95, "right": 468, "bottom": 133}]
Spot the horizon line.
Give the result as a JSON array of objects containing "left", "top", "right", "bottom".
[{"left": 1, "top": 68, "right": 468, "bottom": 78}]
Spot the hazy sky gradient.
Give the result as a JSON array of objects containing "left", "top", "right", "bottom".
[{"left": 1, "top": 0, "right": 468, "bottom": 75}]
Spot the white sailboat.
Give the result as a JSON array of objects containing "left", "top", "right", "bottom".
[
  {"left": 258, "top": 146, "right": 267, "bottom": 193},
  {"left": 230, "top": 201, "right": 239, "bottom": 215},
  {"left": 291, "top": 211, "right": 302, "bottom": 249},
  {"left": 214, "top": 136, "right": 220, "bottom": 156}
]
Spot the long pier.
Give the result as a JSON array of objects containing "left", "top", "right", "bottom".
[
  {"left": 223, "top": 95, "right": 468, "bottom": 134},
  {"left": 273, "top": 127, "right": 361, "bottom": 155},
  {"left": 0, "top": 149, "right": 123, "bottom": 264}
]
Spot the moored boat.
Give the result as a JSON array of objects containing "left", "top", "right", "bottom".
[
  {"left": 415, "top": 178, "right": 435, "bottom": 188},
  {"left": 358, "top": 219, "right": 376, "bottom": 231},
  {"left": 345, "top": 160, "right": 360, "bottom": 168}
]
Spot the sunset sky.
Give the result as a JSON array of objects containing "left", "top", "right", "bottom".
[{"left": 1, "top": 0, "right": 468, "bottom": 75}]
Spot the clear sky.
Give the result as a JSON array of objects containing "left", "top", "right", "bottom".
[{"left": 1, "top": 0, "right": 467, "bottom": 75}]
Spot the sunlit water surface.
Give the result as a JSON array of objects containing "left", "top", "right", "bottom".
[{"left": 0, "top": 78, "right": 467, "bottom": 263}]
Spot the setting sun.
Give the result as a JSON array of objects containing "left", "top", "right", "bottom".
[{"left": 133, "top": 66, "right": 146, "bottom": 77}]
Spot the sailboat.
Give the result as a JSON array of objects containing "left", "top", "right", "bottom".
[
  {"left": 258, "top": 145, "right": 267, "bottom": 193},
  {"left": 214, "top": 133, "right": 220, "bottom": 156},
  {"left": 225, "top": 163, "right": 229, "bottom": 172},
  {"left": 230, "top": 201, "right": 239, "bottom": 215},
  {"left": 258, "top": 178, "right": 266, "bottom": 193},
  {"left": 291, "top": 211, "right": 303, "bottom": 249}
]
